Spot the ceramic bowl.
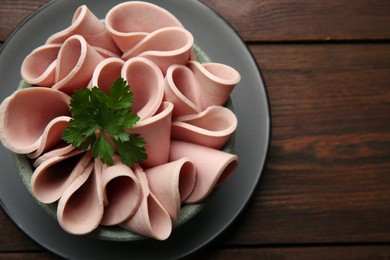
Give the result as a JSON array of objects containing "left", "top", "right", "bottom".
[{"left": 13, "top": 44, "right": 235, "bottom": 241}]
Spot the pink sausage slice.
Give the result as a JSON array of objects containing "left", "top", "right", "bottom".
[
  {"left": 164, "top": 61, "right": 240, "bottom": 116},
  {"left": 89, "top": 57, "right": 124, "bottom": 92},
  {"left": 145, "top": 158, "right": 196, "bottom": 220},
  {"left": 127, "top": 102, "right": 174, "bottom": 169},
  {"left": 99, "top": 156, "right": 142, "bottom": 226},
  {"left": 57, "top": 160, "right": 104, "bottom": 235},
  {"left": 31, "top": 150, "right": 91, "bottom": 204},
  {"left": 0, "top": 87, "right": 70, "bottom": 154},
  {"left": 21, "top": 44, "right": 61, "bottom": 87},
  {"left": 32, "top": 144, "right": 76, "bottom": 168},
  {"left": 120, "top": 165, "right": 172, "bottom": 240},
  {"left": 53, "top": 35, "right": 104, "bottom": 94},
  {"left": 121, "top": 57, "right": 164, "bottom": 120},
  {"left": 27, "top": 116, "right": 71, "bottom": 159},
  {"left": 187, "top": 60, "right": 241, "bottom": 109},
  {"left": 121, "top": 27, "right": 194, "bottom": 74},
  {"left": 105, "top": 1, "right": 183, "bottom": 53},
  {"left": 169, "top": 140, "right": 238, "bottom": 203},
  {"left": 171, "top": 106, "right": 237, "bottom": 149},
  {"left": 47, "top": 5, "right": 121, "bottom": 57},
  {"left": 163, "top": 64, "right": 201, "bottom": 117}
]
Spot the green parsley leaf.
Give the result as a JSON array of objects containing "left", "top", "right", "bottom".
[
  {"left": 79, "top": 134, "right": 96, "bottom": 151},
  {"left": 61, "top": 77, "right": 147, "bottom": 167},
  {"left": 92, "top": 135, "right": 114, "bottom": 166},
  {"left": 62, "top": 124, "right": 85, "bottom": 147},
  {"left": 114, "top": 134, "right": 148, "bottom": 167},
  {"left": 108, "top": 77, "right": 134, "bottom": 111},
  {"left": 68, "top": 88, "right": 91, "bottom": 117}
]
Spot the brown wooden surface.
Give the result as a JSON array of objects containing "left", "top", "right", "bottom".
[{"left": 1, "top": 0, "right": 390, "bottom": 259}]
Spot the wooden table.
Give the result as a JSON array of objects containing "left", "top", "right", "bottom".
[{"left": 1, "top": 0, "right": 390, "bottom": 259}]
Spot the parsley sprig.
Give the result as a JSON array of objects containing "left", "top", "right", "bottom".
[{"left": 62, "top": 78, "right": 147, "bottom": 167}]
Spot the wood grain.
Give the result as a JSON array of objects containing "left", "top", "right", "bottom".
[
  {"left": 0, "top": 0, "right": 49, "bottom": 41},
  {"left": 2, "top": 245, "right": 390, "bottom": 260},
  {"left": 1, "top": 0, "right": 390, "bottom": 259},
  {"left": 1, "top": 0, "right": 390, "bottom": 43},
  {"left": 201, "top": 0, "right": 390, "bottom": 42},
  {"left": 218, "top": 43, "right": 390, "bottom": 245},
  {"left": 0, "top": 252, "right": 58, "bottom": 260},
  {"left": 192, "top": 245, "right": 390, "bottom": 259}
]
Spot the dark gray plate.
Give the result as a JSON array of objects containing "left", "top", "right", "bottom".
[{"left": 0, "top": 0, "right": 270, "bottom": 259}]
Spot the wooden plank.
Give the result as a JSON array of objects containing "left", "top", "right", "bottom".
[
  {"left": 0, "top": 252, "right": 58, "bottom": 260},
  {"left": 192, "top": 245, "right": 390, "bottom": 259},
  {"left": 201, "top": 0, "right": 390, "bottom": 42},
  {"left": 2, "top": 245, "right": 390, "bottom": 259},
  {"left": 1, "top": 1, "right": 390, "bottom": 43},
  {"left": 214, "top": 43, "right": 390, "bottom": 245},
  {"left": 0, "top": 0, "right": 49, "bottom": 42},
  {"left": 0, "top": 0, "right": 390, "bottom": 258}
]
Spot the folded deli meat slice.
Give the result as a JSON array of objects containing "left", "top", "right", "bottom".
[
  {"left": 57, "top": 159, "right": 104, "bottom": 235},
  {"left": 89, "top": 57, "right": 124, "bottom": 92},
  {"left": 21, "top": 44, "right": 61, "bottom": 87},
  {"left": 46, "top": 5, "right": 121, "bottom": 57},
  {"left": 172, "top": 106, "right": 237, "bottom": 149},
  {"left": 164, "top": 61, "right": 240, "bottom": 117},
  {"left": 187, "top": 60, "right": 241, "bottom": 110},
  {"left": 27, "top": 116, "right": 71, "bottom": 160},
  {"left": 121, "top": 27, "right": 194, "bottom": 74},
  {"left": 120, "top": 165, "right": 172, "bottom": 240},
  {"left": 0, "top": 87, "right": 70, "bottom": 154},
  {"left": 127, "top": 102, "right": 174, "bottom": 169},
  {"left": 99, "top": 157, "right": 142, "bottom": 226},
  {"left": 91, "top": 56, "right": 165, "bottom": 120},
  {"left": 163, "top": 64, "right": 201, "bottom": 117},
  {"left": 145, "top": 158, "right": 196, "bottom": 220},
  {"left": 31, "top": 150, "right": 91, "bottom": 204},
  {"left": 21, "top": 35, "right": 105, "bottom": 91},
  {"left": 32, "top": 144, "right": 76, "bottom": 168},
  {"left": 170, "top": 141, "right": 238, "bottom": 203},
  {"left": 53, "top": 35, "right": 105, "bottom": 94},
  {"left": 121, "top": 57, "right": 164, "bottom": 120},
  {"left": 105, "top": 1, "right": 183, "bottom": 53}
]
